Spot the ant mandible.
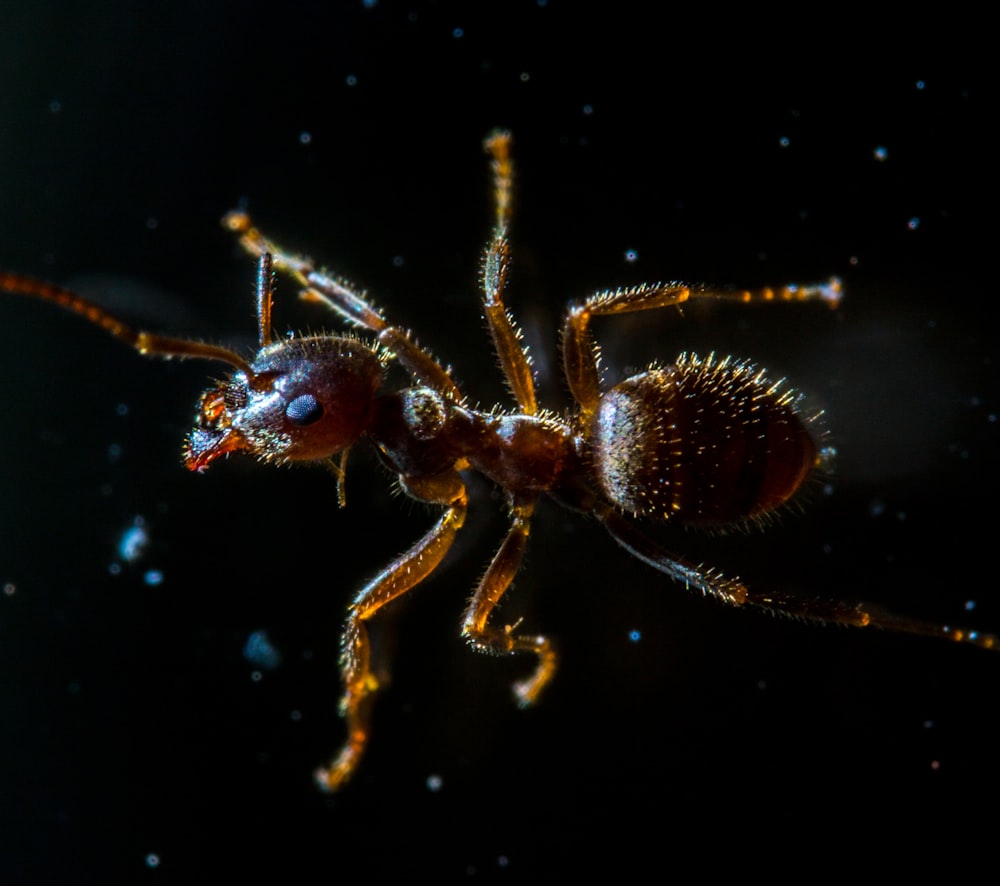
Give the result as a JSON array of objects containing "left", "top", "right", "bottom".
[{"left": 2, "top": 131, "right": 997, "bottom": 791}]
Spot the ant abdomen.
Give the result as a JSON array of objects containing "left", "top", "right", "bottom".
[{"left": 589, "top": 353, "right": 818, "bottom": 527}]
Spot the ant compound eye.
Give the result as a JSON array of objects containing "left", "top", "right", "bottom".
[{"left": 285, "top": 393, "right": 324, "bottom": 426}]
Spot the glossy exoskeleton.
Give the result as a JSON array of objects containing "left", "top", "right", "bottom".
[{"left": 3, "top": 132, "right": 997, "bottom": 791}]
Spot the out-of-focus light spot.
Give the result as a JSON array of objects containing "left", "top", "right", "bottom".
[
  {"left": 143, "top": 570, "right": 164, "bottom": 587},
  {"left": 964, "top": 599, "right": 976, "bottom": 612},
  {"left": 345, "top": 74, "right": 358, "bottom": 87},
  {"left": 145, "top": 853, "right": 161, "bottom": 869},
  {"left": 118, "top": 518, "right": 149, "bottom": 563},
  {"left": 299, "top": 132, "right": 312, "bottom": 145},
  {"left": 452, "top": 27, "right": 464, "bottom": 38},
  {"left": 916, "top": 80, "right": 926, "bottom": 90},
  {"left": 628, "top": 629, "right": 641, "bottom": 643},
  {"left": 392, "top": 255, "right": 405, "bottom": 267},
  {"left": 873, "top": 146, "right": 888, "bottom": 161},
  {"left": 582, "top": 104, "right": 594, "bottom": 115},
  {"left": 49, "top": 100, "right": 62, "bottom": 113},
  {"left": 519, "top": 72, "right": 530, "bottom": 82},
  {"left": 624, "top": 248, "right": 638, "bottom": 263},
  {"left": 3, "top": 582, "right": 15, "bottom": 597},
  {"left": 779, "top": 136, "right": 790, "bottom": 147},
  {"left": 426, "top": 773, "right": 443, "bottom": 792},
  {"left": 243, "top": 629, "right": 282, "bottom": 670},
  {"left": 907, "top": 217, "right": 920, "bottom": 230}
]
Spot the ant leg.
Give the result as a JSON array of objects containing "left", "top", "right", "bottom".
[
  {"left": 562, "top": 277, "right": 843, "bottom": 418},
  {"left": 222, "top": 212, "right": 462, "bottom": 401},
  {"left": 599, "top": 508, "right": 749, "bottom": 607},
  {"left": 318, "top": 472, "right": 468, "bottom": 792},
  {"left": 600, "top": 508, "right": 1000, "bottom": 651},
  {"left": 480, "top": 131, "right": 537, "bottom": 415},
  {"left": 461, "top": 500, "right": 558, "bottom": 707}
]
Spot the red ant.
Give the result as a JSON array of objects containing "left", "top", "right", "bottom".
[{"left": 2, "top": 132, "right": 997, "bottom": 791}]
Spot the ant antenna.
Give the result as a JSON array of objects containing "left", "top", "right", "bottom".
[
  {"left": 0, "top": 270, "right": 255, "bottom": 377},
  {"left": 257, "top": 252, "right": 274, "bottom": 348}
]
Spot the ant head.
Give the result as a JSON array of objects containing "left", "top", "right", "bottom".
[{"left": 184, "top": 335, "right": 385, "bottom": 471}]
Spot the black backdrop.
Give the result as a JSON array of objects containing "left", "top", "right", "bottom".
[{"left": 2, "top": 4, "right": 996, "bottom": 882}]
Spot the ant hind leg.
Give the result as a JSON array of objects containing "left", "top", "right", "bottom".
[{"left": 600, "top": 507, "right": 1000, "bottom": 651}]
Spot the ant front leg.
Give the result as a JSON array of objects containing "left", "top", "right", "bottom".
[
  {"left": 318, "top": 472, "right": 468, "bottom": 792},
  {"left": 461, "top": 500, "right": 558, "bottom": 707},
  {"left": 481, "top": 130, "right": 538, "bottom": 415},
  {"left": 223, "top": 212, "right": 462, "bottom": 401},
  {"left": 562, "top": 277, "right": 843, "bottom": 420}
]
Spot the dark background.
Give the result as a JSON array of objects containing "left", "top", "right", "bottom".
[{"left": 1, "top": 4, "right": 996, "bottom": 882}]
